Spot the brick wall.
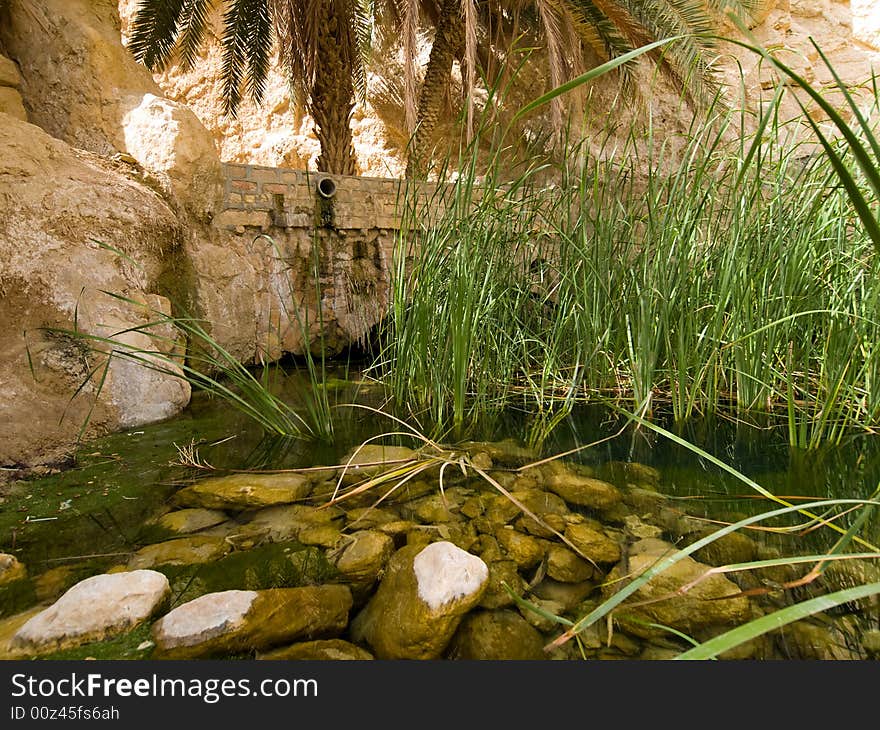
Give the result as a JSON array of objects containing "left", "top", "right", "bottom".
[{"left": 215, "top": 163, "right": 425, "bottom": 232}]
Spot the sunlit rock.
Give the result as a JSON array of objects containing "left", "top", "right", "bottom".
[
  {"left": 152, "top": 585, "right": 352, "bottom": 659},
  {"left": 10, "top": 570, "right": 169, "bottom": 655},
  {"left": 350, "top": 541, "right": 488, "bottom": 659}
]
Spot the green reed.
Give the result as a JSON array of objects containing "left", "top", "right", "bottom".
[{"left": 375, "top": 40, "right": 880, "bottom": 449}]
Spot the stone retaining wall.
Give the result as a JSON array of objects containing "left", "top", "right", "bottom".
[{"left": 217, "top": 163, "right": 414, "bottom": 232}]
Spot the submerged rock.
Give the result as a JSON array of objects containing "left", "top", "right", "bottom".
[
  {"left": 479, "top": 560, "right": 526, "bottom": 609},
  {"left": 258, "top": 639, "right": 374, "bottom": 660},
  {"left": 240, "top": 503, "right": 344, "bottom": 543},
  {"left": 563, "top": 523, "right": 621, "bottom": 565},
  {"left": 329, "top": 530, "right": 395, "bottom": 589},
  {"left": 546, "top": 545, "right": 593, "bottom": 583},
  {"left": 448, "top": 610, "right": 546, "bottom": 660},
  {"left": 10, "top": 570, "right": 169, "bottom": 655},
  {"left": 339, "top": 444, "right": 420, "bottom": 485},
  {"left": 156, "top": 508, "right": 229, "bottom": 535},
  {"left": 175, "top": 473, "right": 313, "bottom": 511},
  {"left": 603, "top": 538, "right": 752, "bottom": 639},
  {"left": 152, "top": 585, "right": 352, "bottom": 659},
  {"left": 0, "top": 554, "right": 26, "bottom": 586},
  {"left": 350, "top": 541, "right": 489, "bottom": 659},
  {"left": 127, "top": 535, "right": 231, "bottom": 570},
  {"left": 495, "top": 526, "right": 546, "bottom": 569},
  {"left": 546, "top": 471, "right": 623, "bottom": 511}
]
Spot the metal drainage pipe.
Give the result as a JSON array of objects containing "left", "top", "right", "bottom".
[{"left": 316, "top": 176, "right": 337, "bottom": 199}]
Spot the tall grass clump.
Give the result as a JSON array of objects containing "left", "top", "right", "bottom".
[{"left": 374, "top": 37, "right": 880, "bottom": 449}]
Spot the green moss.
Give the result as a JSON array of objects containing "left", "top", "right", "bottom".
[
  {"left": 0, "top": 579, "right": 37, "bottom": 619},
  {"left": 39, "top": 623, "right": 156, "bottom": 661}
]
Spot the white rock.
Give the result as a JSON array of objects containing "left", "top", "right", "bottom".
[
  {"left": 413, "top": 541, "right": 489, "bottom": 610},
  {"left": 122, "top": 93, "right": 223, "bottom": 220},
  {"left": 152, "top": 590, "right": 257, "bottom": 648},
  {"left": 12, "top": 570, "right": 170, "bottom": 651}
]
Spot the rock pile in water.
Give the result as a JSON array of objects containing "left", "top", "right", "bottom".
[{"left": 0, "top": 440, "right": 873, "bottom": 660}]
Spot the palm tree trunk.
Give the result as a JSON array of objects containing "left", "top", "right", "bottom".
[
  {"left": 311, "top": 0, "right": 357, "bottom": 175},
  {"left": 407, "top": 0, "right": 463, "bottom": 178}
]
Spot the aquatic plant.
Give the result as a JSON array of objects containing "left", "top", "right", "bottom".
[{"left": 373, "top": 33, "right": 880, "bottom": 449}]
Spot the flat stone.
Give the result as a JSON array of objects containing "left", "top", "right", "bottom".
[
  {"left": 127, "top": 535, "right": 231, "bottom": 569},
  {"left": 338, "top": 444, "right": 420, "bottom": 485},
  {"left": 175, "top": 473, "right": 313, "bottom": 510},
  {"left": 157, "top": 508, "right": 229, "bottom": 535},
  {"left": 547, "top": 473, "right": 622, "bottom": 511},
  {"left": 11, "top": 571, "right": 169, "bottom": 655}
]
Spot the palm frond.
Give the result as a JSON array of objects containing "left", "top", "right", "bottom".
[
  {"left": 129, "top": 0, "right": 188, "bottom": 70},
  {"left": 174, "top": 0, "right": 213, "bottom": 71}
]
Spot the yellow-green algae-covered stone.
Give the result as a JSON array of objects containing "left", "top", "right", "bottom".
[
  {"left": 350, "top": 541, "right": 489, "bottom": 659},
  {"left": 174, "top": 473, "right": 313, "bottom": 510},
  {"left": 152, "top": 585, "right": 353, "bottom": 659}
]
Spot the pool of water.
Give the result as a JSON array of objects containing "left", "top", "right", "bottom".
[{"left": 1, "top": 365, "right": 878, "bottom": 659}]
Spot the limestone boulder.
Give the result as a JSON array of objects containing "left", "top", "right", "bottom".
[
  {"left": 9, "top": 570, "right": 169, "bottom": 655},
  {"left": 122, "top": 93, "right": 223, "bottom": 220},
  {"left": 152, "top": 585, "right": 353, "bottom": 659},
  {"left": 350, "top": 541, "right": 489, "bottom": 659},
  {"left": 0, "top": 115, "right": 191, "bottom": 467}
]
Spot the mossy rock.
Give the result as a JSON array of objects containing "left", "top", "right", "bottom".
[
  {"left": 127, "top": 535, "right": 231, "bottom": 570},
  {"left": 174, "top": 473, "right": 313, "bottom": 511},
  {"left": 448, "top": 610, "right": 547, "bottom": 660},
  {"left": 258, "top": 638, "right": 373, "bottom": 660}
]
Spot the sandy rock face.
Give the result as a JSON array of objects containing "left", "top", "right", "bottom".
[
  {"left": 0, "top": 115, "right": 191, "bottom": 467},
  {"left": 10, "top": 570, "right": 170, "bottom": 655},
  {"left": 1, "top": 0, "right": 160, "bottom": 156},
  {"left": 0, "top": 0, "right": 222, "bottom": 219},
  {"left": 0, "top": 55, "right": 26, "bottom": 121},
  {"left": 122, "top": 93, "right": 223, "bottom": 220}
]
